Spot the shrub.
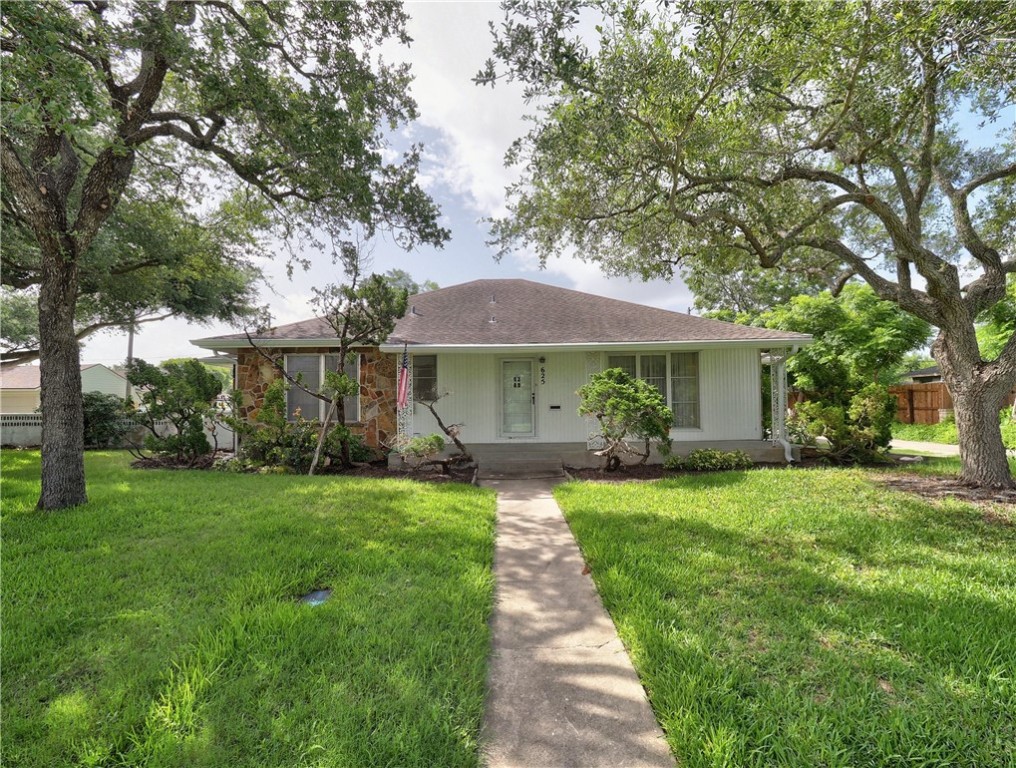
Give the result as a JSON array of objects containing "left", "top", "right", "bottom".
[
  {"left": 664, "top": 449, "right": 754, "bottom": 472},
  {"left": 233, "top": 379, "right": 374, "bottom": 472},
  {"left": 789, "top": 383, "right": 896, "bottom": 463},
  {"left": 81, "top": 391, "right": 131, "bottom": 448},
  {"left": 398, "top": 434, "right": 446, "bottom": 460},
  {"left": 126, "top": 359, "right": 223, "bottom": 463},
  {"left": 578, "top": 368, "right": 673, "bottom": 470}
]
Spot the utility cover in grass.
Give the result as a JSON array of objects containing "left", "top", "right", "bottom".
[{"left": 300, "top": 589, "right": 332, "bottom": 606}]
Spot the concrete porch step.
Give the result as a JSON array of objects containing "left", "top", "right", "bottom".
[{"left": 476, "top": 457, "right": 566, "bottom": 480}]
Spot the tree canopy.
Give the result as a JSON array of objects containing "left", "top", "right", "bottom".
[
  {"left": 2, "top": 1, "right": 449, "bottom": 508},
  {"left": 759, "top": 284, "right": 931, "bottom": 403},
  {"left": 481, "top": 0, "right": 1016, "bottom": 487}
]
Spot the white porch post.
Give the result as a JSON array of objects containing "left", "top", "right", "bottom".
[
  {"left": 396, "top": 352, "right": 413, "bottom": 442},
  {"left": 769, "top": 348, "right": 789, "bottom": 444}
]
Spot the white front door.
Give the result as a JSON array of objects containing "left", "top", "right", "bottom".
[{"left": 501, "top": 359, "right": 535, "bottom": 437}]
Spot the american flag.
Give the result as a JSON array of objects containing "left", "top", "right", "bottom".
[{"left": 396, "top": 346, "right": 409, "bottom": 410}]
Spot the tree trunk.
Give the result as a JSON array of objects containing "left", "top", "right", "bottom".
[
  {"left": 936, "top": 334, "right": 1015, "bottom": 490},
  {"left": 308, "top": 398, "right": 337, "bottom": 476},
  {"left": 37, "top": 253, "right": 87, "bottom": 509}
]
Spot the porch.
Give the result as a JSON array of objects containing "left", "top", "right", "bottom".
[{"left": 389, "top": 440, "right": 798, "bottom": 474}]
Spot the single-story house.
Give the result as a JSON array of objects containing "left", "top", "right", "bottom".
[
  {"left": 193, "top": 279, "right": 812, "bottom": 465},
  {"left": 0, "top": 363, "right": 130, "bottom": 414},
  {"left": 900, "top": 364, "right": 941, "bottom": 384}
]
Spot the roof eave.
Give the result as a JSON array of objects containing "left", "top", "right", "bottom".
[{"left": 378, "top": 337, "right": 812, "bottom": 354}]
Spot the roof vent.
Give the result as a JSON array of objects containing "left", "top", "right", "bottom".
[
  {"left": 489, "top": 315, "right": 497, "bottom": 324},
  {"left": 410, "top": 305, "right": 419, "bottom": 316},
  {"left": 490, "top": 293, "right": 496, "bottom": 303}
]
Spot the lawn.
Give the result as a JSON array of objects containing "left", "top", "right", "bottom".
[
  {"left": 2, "top": 451, "right": 497, "bottom": 768},
  {"left": 555, "top": 468, "right": 1016, "bottom": 768}
]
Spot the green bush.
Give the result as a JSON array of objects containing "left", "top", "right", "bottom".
[
  {"left": 126, "top": 359, "right": 223, "bottom": 463},
  {"left": 788, "top": 383, "right": 896, "bottom": 464},
  {"left": 232, "top": 379, "right": 374, "bottom": 472},
  {"left": 398, "top": 434, "right": 445, "bottom": 460},
  {"left": 578, "top": 368, "right": 673, "bottom": 470},
  {"left": 664, "top": 449, "right": 754, "bottom": 472},
  {"left": 81, "top": 391, "right": 131, "bottom": 448}
]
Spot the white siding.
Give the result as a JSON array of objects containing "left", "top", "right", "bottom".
[
  {"left": 409, "top": 347, "right": 762, "bottom": 443},
  {"left": 688, "top": 346, "right": 762, "bottom": 442},
  {"left": 81, "top": 365, "right": 129, "bottom": 398},
  {"left": 0, "top": 390, "right": 40, "bottom": 414}
]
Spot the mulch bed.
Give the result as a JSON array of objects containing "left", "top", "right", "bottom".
[
  {"left": 874, "top": 472, "right": 1016, "bottom": 519},
  {"left": 130, "top": 453, "right": 477, "bottom": 484}
]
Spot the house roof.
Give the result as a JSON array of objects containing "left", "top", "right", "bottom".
[
  {"left": 903, "top": 364, "right": 940, "bottom": 378},
  {"left": 193, "top": 279, "right": 812, "bottom": 350},
  {"left": 0, "top": 363, "right": 124, "bottom": 390}
]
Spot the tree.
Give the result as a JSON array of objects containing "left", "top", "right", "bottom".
[
  {"left": 759, "top": 284, "right": 931, "bottom": 404},
  {"left": 1, "top": 198, "right": 261, "bottom": 365},
  {"left": 2, "top": 2, "right": 448, "bottom": 508},
  {"left": 126, "top": 358, "right": 223, "bottom": 465},
  {"left": 577, "top": 367, "right": 673, "bottom": 470},
  {"left": 247, "top": 243, "right": 408, "bottom": 473},
  {"left": 977, "top": 276, "right": 1016, "bottom": 361},
  {"left": 163, "top": 357, "right": 232, "bottom": 391},
  {"left": 382, "top": 268, "right": 439, "bottom": 295},
  {"left": 481, "top": 0, "right": 1016, "bottom": 488}
]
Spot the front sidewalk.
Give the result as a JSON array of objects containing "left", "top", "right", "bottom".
[{"left": 479, "top": 476, "right": 674, "bottom": 768}]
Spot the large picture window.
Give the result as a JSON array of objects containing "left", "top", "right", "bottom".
[
  {"left": 284, "top": 354, "right": 359, "bottom": 422},
  {"left": 604, "top": 351, "right": 700, "bottom": 429}
]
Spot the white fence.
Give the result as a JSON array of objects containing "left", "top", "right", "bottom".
[{"left": 0, "top": 413, "right": 235, "bottom": 451}]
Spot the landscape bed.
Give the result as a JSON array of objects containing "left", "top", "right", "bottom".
[
  {"left": 555, "top": 467, "right": 1016, "bottom": 768},
  {"left": 2, "top": 451, "right": 497, "bottom": 768}
]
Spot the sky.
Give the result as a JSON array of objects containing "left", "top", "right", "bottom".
[{"left": 79, "top": 2, "right": 695, "bottom": 367}]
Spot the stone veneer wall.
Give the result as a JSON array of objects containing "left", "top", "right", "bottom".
[{"left": 234, "top": 346, "right": 398, "bottom": 450}]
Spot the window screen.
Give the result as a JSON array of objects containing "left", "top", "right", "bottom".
[
  {"left": 670, "top": 352, "right": 700, "bottom": 428},
  {"left": 413, "top": 355, "right": 438, "bottom": 402}
]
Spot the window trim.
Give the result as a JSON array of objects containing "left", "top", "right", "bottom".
[
  {"left": 282, "top": 352, "right": 360, "bottom": 423},
  {"left": 602, "top": 351, "right": 701, "bottom": 431}
]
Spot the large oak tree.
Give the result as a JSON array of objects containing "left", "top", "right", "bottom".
[
  {"left": 481, "top": 0, "right": 1016, "bottom": 487},
  {"left": 2, "top": 1, "right": 447, "bottom": 508}
]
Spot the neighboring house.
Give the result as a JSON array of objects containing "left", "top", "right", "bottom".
[
  {"left": 0, "top": 363, "right": 131, "bottom": 414},
  {"left": 192, "top": 279, "right": 812, "bottom": 464},
  {"left": 900, "top": 364, "right": 942, "bottom": 384}
]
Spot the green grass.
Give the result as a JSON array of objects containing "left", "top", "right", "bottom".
[
  {"left": 2, "top": 451, "right": 496, "bottom": 768},
  {"left": 886, "top": 454, "right": 1016, "bottom": 477},
  {"left": 555, "top": 469, "right": 1016, "bottom": 767}
]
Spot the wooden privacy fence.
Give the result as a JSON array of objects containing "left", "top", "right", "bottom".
[{"left": 889, "top": 383, "right": 1016, "bottom": 425}]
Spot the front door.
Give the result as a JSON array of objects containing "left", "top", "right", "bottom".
[{"left": 501, "top": 359, "right": 535, "bottom": 437}]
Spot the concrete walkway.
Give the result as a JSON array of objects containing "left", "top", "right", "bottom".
[
  {"left": 890, "top": 439, "right": 961, "bottom": 457},
  {"left": 479, "top": 476, "right": 675, "bottom": 768}
]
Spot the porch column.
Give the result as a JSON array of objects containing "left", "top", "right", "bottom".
[
  {"left": 395, "top": 352, "right": 413, "bottom": 442},
  {"left": 768, "top": 348, "right": 789, "bottom": 444}
]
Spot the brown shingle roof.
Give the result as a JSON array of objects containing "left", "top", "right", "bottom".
[{"left": 195, "top": 279, "right": 811, "bottom": 347}]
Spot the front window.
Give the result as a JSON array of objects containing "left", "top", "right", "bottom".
[
  {"left": 413, "top": 355, "right": 438, "bottom": 402},
  {"left": 670, "top": 352, "right": 700, "bottom": 428},
  {"left": 284, "top": 353, "right": 359, "bottom": 422},
  {"left": 603, "top": 351, "right": 700, "bottom": 429}
]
